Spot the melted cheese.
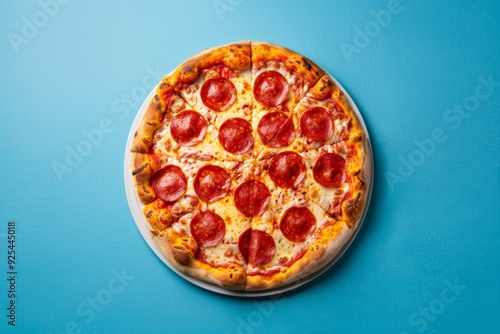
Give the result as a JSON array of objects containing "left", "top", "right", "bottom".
[{"left": 154, "top": 123, "right": 221, "bottom": 161}]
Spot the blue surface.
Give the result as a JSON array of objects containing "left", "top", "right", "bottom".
[{"left": 1, "top": 1, "right": 499, "bottom": 333}]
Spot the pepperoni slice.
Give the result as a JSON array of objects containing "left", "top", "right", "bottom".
[
  {"left": 269, "top": 117, "right": 295, "bottom": 148},
  {"left": 248, "top": 230, "right": 276, "bottom": 266},
  {"left": 257, "top": 112, "right": 295, "bottom": 148},
  {"left": 200, "top": 78, "right": 236, "bottom": 111},
  {"left": 258, "top": 112, "right": 287, "bottom": 144},
  {"left": 300, "top": 107, "right": 334, "bottom": 143},
  {"left": 218, "top": 118, "right": 254, "bottom": 154},
  {"left": 193, "top": 165, "right": 231, "bottom": 203},
  {"left": 151, "top": 165, "right": 187, "bottom": 202},
  {"left": 170, "top": 110, "right": 208, "bottom": 146},
  {"left": 190, "top": 210, "right": 225, "bottom": 247},
  {"left": 253, "top": 70, "right": 289, "bottom": 107},
  {"left": 313, "top": 153, "right": 346, "bottom": 188},
  {"left": 238, "top": 228, "right": 252, "bottom": 261},
  {"left": 280, "top": 207, "right": 316, "bottom": 242},
  {"left": 234, "top": 180, "right": 271, "bottom": 217},
  {"left": 268, "top": 151, "right": 306, "bottom": 188}
]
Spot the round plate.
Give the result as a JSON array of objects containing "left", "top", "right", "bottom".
[{"left": 124, "top": 63, "right": 373, "bottom": 298}]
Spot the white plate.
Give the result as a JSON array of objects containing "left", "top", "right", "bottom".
[{"left": 124, "top": 70, "right": 373, "bottom": 297}]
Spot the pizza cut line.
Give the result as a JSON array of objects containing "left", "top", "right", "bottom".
[{"left": 128, "top": 41, "right": 371, "bottom": 292}]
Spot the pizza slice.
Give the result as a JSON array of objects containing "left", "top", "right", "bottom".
[
  {"left": 253, "top": 142, "right": 367, "bottom": 230},
  {"left": 239, "top": 186, "right": 353, "bottom": 291},
  {"left": 235, "top": 152, "right": 358, "bottom": 290},
  {"left": 131, "top": 153, "right": 255, "bottom": 290},
  {"left": 251, "top": 72, "right": 363, "bottom": 160}
]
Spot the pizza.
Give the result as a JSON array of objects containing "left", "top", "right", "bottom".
[{"left": 128, "top": 41, "right": 371, "bottom": 292}]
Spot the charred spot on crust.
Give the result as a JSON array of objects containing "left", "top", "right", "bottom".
[
  {"left": 172, "top": 249, "right": 190, "bottom": 265},
  {"left": 345, "top": 193, "right": 362, "bottom": 217},
  {"left": 323, "top": 209, "right": 339, "bottom": 220},
  {"left": 352, "top": 136, "right": 362, "bottom": 142},
  {"left": 132, "top": 163, "right": 148, "bottom": 176},
  {"left": 301, "top": 57, "right": 312, "bottom": 71},
  {"left": 145, "top": 210, "right": 153, "bottom": 218},
  {"left": 357, "top": 175, "right": 366, "bottom": 189},
  {"left": 182, "top": 64, "right": 195, "bottom": 74},
  {"left": 319, "top": 78, "right": 332, "bottom": 92}
]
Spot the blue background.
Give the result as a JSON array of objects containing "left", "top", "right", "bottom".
[{"left": 1, "top": 1, "right": 499, "bottom": 333}]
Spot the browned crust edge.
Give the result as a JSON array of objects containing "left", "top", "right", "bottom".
[
  {"left": 130, "top": 152, "right": 160, "bottom": 204},
  {"left": 130, "top": 95, "right": 167, "bottom": 154},
  {"left": 342, "top": 133, "right": 369, "bottom": 229},
  {"left": 251, "top": 41, "right": 325, "bottom": 86},
  {"left": 163, "top": 41, "right": 251, "bottom": 88}
]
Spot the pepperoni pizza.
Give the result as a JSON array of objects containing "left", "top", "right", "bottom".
[{"left": 129, "top": 41, "right": 371, "bottom": 291}]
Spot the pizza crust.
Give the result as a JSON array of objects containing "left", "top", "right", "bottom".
[
  {"left": 251, "top": 41, "right": 324, "bottom": 86},
  {"left": 130, "top": 95, "right": 167, "bottom": 154},
  {"left": 342, "top": 134, "right": 369, "bottom": 228},
  {"left": 163, "top": 42, "right": 251, "bottom": 89},
  {"left": 130, "top": 152, "right": 160, "bottom": 204}
]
